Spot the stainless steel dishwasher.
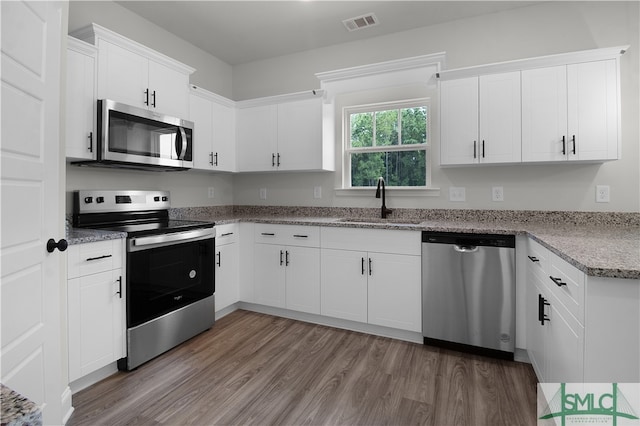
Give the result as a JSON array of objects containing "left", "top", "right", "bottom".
[{"left": 422, "top": 231, "right": 515, "bottom": 359}]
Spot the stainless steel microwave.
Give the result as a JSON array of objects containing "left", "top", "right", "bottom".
[{"left": 75, "top": 100, "right": 194, "bottom": 171}]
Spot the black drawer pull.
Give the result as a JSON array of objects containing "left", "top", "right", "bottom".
[
  {"left": 221, "top": 232, "right": 234, "bottom": 237},
  {"left": 527, "top": 255, "right": 539, "bottom": 263},
  {"left": 86, "top": 254, "right": 112, "bottom": 262},
  {"left": 293, "top": 235, "right": 308, "bottom": 238},
  {"left": 549, "top": 276, "right": 567, "bottom": 287},
  {"left": 261, "top": 232, "right": 275, "bottom": 236}
]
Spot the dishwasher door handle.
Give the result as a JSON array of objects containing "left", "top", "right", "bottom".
[{"left": 453, "top": 245, "right": 479, "bottom": 253}]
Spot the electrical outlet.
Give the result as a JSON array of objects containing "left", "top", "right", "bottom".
[
  {"left": 492, "top": 186, "right": 504, "bottom": 202},
  {"left": 259, "top": 188, "right": 267, "bottom": 200},
  {"left": 449, "top": 186, "right": 466, "bottom": 202},
  {"left": 207, "top": 187, "right": 215, "bottom": 199},
  {"left": 314, "top": 186, "right": 322, "bottom": 199},
  {"left": 596, "top": 185, "right": 610, "bottom": 203}
]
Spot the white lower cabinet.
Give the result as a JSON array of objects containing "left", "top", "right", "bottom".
[
  {"left": 525, "top": 238, "right": 639, "bottom": 383},
  {"left": 67, "top": 239, "right": 125, "bottom": 383},
  {"left": 253, "top": 224, "right": 321, "bottom": 314},
  {"left": 320, "top": 228, "right": 422, "bottom": 332},
  {"left": 215, "top": 224, "right": 239, "bottom": 313}
]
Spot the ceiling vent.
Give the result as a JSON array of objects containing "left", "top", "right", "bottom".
[{"left": 342, "top": 13, "right": 379, "bottom": 32}]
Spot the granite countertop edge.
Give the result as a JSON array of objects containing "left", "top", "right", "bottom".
[{"left": 67, "top": 215, "right": 639, "bottom": 280}]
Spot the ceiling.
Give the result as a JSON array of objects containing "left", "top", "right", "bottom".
[{"left": 115, "top": 1, "right": 538, "bottom": 66}]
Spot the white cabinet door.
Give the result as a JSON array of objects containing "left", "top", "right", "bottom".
[
  {"left": 236, "top": 105, "right": 278, "bottom": 171},
  {"left": 215, "top": 242, "right": 239, "bottom": 312},
  {"left": 68, "top": 269, "right": 123, "bottom": 382},
  {"left": 285, "top": 246, "right": 320, "bottom": 314},
  {"left": 98, "top": 40, "right": 148, "bottom": 110},
  {"left": 148, "top": 59, "right": 189, "bottom": 119},
  {"left": 526, "top": 270, "right": 547, "bottom": 381},
  {"left": 253, "top": 244, "right": 286, "bottom": 308},
  {"left": 546, "top": 295, "right": 584, "bottom": 383},
  {"left": 367, "top": 253, "right": 421, "bottom": 332},
  {"left": 66, "top": 41, "right": 97, "bottom": 160},
  {"left": 321, "top": 249, "right": 368, "bottom": 322},
  {"left": 567, "top": 59, "right": 618, "bottom": 161},
  {"left": 479, "top": 72, "right": 521, "bottom": 163},
  {"left": 277, "top": 97, "right": 322, "bottom": 171},
  {"left": 522, "top": 66, "right": 568, "bottom": 162},
  {"left": 212, "top": 101, "right": 236, "bottom": 172},
  {"left": 440, "top": 76, "right": 479, "bottom": 165},
  {"left": 189, "top": 92, "right": 214, "bottom": 170}
]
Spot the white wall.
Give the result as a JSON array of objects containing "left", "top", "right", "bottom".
[{"left": 232, "top": 1, "right": 639, "bottom": 213}]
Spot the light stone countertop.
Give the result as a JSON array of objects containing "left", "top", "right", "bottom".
[{"left": 67, "top": 209, "right": 640, "bottom": 280}]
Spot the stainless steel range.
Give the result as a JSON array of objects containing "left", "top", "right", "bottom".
[{"left": 73, "top": 190, "right": 215, "bottom": 370}]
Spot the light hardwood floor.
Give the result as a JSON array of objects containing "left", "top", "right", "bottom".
[{"left": 68, "top": 310, "right": 538, "bottom": 425}]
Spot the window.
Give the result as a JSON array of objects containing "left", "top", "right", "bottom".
[{"left": 344, "top": 99, "right": 429, "bottom": 189}]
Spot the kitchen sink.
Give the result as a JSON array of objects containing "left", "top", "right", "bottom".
[{"left": 337, "top": 217, "right": 424, "bottom": 225}]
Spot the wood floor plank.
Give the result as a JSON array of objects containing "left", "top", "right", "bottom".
[{"left": 68, "top": 310, "right": 538, "bottom": 426}]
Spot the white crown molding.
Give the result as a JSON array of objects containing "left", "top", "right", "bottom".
[
  {"left": 67, "top": 35, "right": 97, "bottom": 56},
  {"left": 235, "top": 89, "right": 324, "bottom": 109},
  {"left": 70, "top": 23, "right": 196, "bottom": 75},
  {"left": 437, "top": 45, "right": 629, "bottom": 80},
  {"left": 315, "top": 52, "right": 446, "bottom": 83},
  {"left": 189, "top": 85, "right": 236, "bottom": 108}
]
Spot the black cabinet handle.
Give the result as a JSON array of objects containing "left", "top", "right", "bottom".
[
  {"left": 285, "top": 250, "right": 290, "bottom": 266},
  {"left": 214, "top": 152, "right": 218, "bottom": 166},
  {"left": 88, "top": 132, "right": 93, "bottom": 152},
  {"left": 293, "top": 235, "right": 308, "bottom": 238},
  {"left": 85, "top": 254, "right": 112, "bottom": 262},
  {"left": 527, "top": 255, "right": 539, "bottom": 263},
  {"left": 538, "top": 294, "right": 550, "bottom": 325},
  {"left": 216, "top": 251, "right": 221, "bottom": 267},
  {"left": 277, "top": 153, "right": 281, "bottom": 167},
  {"left": 152, "top": 90, "right": 156, "bottom": 108},
  {"left": 571, "top": 135, "right": 576, "bottom": 155},
  {"left": 361, "top": 257, "right": 365, "bottom": 275},
  {"left": 369, "top": 258, "right": 372, "bottom": 276},
  {"left": 280, "top": 250, "right": 284, "bottom": 266},
  {"left": 116, "top": 276, "right": 122, "bottom": 298},
  {"left": 473, "top": 141, "right": 477, "bottom": 159},
  {"left": 549, "top": 276, "right": 567, "bottom": 287},
  {"left": 272, "top": 153, "right": 276, "bottom": 167},
  {"left": 46, "top": 238, "right": 68, "bottom": 253},
  {"left": 209, "top": 152, "right": 214, "bottom": 165},
  {"left": 144, "top": 88, "right": 149, "bottom": 106},
  {"left": 562, "top": 135, "right": 566, "bottom": 155},
  {"left": 482, "top": 140, "right": 485, "bottom": 158},
  {"left": 221, "top": 232, "right": 234, "bottom": 237},
  {"left": 261, "top": 232, "right": 275, "bottom": 236}
]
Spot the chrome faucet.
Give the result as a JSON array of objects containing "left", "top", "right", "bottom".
[{"left": 375, "top": 177, "right": 393, "bottom": 219}]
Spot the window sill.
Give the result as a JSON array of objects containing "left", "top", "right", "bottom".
[{"left": 334, "top": 187, "right": 440, "bottom": 197}]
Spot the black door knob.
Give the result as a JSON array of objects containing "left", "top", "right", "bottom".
[{"left": 47, "top": 238, "right": 68, "bottom": 253}]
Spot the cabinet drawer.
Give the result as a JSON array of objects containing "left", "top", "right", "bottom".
[
  {"left": 321, "top": 227, "right": 421, "bottom": 255},
  {"left": 216, "top": 224, "right": 238, "bottom": 246},
  {"left": 254, "top": 224, "right": 320, "bottom": 247},
  {"left": 547, "top": 252, "right": 585, "bottom": 324},
  {"left": 68, "top": 239, "right": 123, "bottom": 279},
  {"left": 526, "top": 238, "right": 549, "bottom": 280}
]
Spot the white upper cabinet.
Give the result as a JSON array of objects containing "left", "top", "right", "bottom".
[
  {"left": 70, "top": 24, "right": 194, "bottom": 119},
  {"left": 189, "top": 86, "right": 236, "bottom": 172},
  {"left": 440, "top": 46, "right": 624, "bottom": 166},
  {"left": 522, "top": 60, "right": 619, "bottom": 162},
  {"left": 440, "top": 72, "right": 521, "bottom": 165},
  {"left": 66, "top": 37, "right": 97, "bottom": 160},
  {"left": 236, "top": 92, "right": 333, "bottom": 172}
]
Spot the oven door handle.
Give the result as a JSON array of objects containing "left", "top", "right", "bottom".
[{"left": 130, "top": 228, "right": 214, "bottom": 250}]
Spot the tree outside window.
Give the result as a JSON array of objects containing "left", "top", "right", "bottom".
[{"left": 345, "top": 100, "right": 429, "bottom": 188}]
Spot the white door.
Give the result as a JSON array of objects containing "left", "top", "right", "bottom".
[
  {"left": 189, "top": 92, "right": 214, "bottom": 170},
  {"left": 320, "top": 249, "right": 367, "bottom": 322},
  {"left": 253, "top": 244, "right": 286, "bottom": 308},
  {"left": 285, "top": 246, "right": 320, "bottom": 314},
  {"left": 1, "top": 1, "right": 64, "bottom": 424},
  {"left": 440, "top": 77, "right": 479, "bottom": 165},
  {"left": 236, "top": 105, "right": 278, "bottom": 172},
  {"left": 98, "top": 40, "right": 148, "bottom": 110},
  {"left": 277, "top": 98, "right": 322, "bottom": 171},
  {"left": 148, "top": 59, "right": 189, "bottom": 118},
  {"left": 212, "top": 101, "right": 236, "bottom": 172}
]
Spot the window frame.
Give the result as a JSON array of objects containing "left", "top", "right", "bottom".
[{"left": 342, "top": 98, "right": 431, "bottom": 190}]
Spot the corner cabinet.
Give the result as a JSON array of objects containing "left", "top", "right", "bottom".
[
  {"left": 189, "top": 86, "right": 237, "bottom": 172},
  {"left": 66, "top": 36, "right": 97, "bottom": 160},
  {"left": 320, "top": 227, "right": 422, "bottom": 332},
  {"left": 440, "top": 72, "right": 521, "bottom": 165},
  {"left": 525, "top": 237, "right": 639, "bottom": 383},
  {"left": 67, "top": 239, "right": 125, "bottom": 383},
  {"left": 439, "top": 46, "right": 625, "bottom": 166},
  {"left": 215, "top": 224, "right": 239, "bottom": 313},
  {"left": 70, "top": 23, "right": 194, "bottom": 120},
  {"left": 236, "top": 92, "right": 334, "bottom": 172}
]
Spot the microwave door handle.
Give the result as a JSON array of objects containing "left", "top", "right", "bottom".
[{"left": 175, "top": 127, "right": 188, "bottom": 160}]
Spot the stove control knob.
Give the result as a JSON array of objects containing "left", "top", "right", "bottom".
[
  {"left": 84, "top": 197, "right": 93, "bottom": 204},
  {"left": 162, "top": 196, "right": 168, "bottom": 202},
  {"left": 96, "top": 196, "right": 104, "bottom": 203},
  {"left": 154, "top": 196, "right": 160, "bottom": 202}
]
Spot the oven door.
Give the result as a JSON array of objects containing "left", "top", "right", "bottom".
[{"left": 127, "top": 228, "right": 214, "bottom": 328}]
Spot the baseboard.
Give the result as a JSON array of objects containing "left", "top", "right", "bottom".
[
  {"left": 215, "top": 302, "right": 240, "bottom": 320},
  {"left": 69, "top": 362, "right": 119, "bottom": 394},
  {"left": 61, "top": 386, "right": 74, "bottom": 425},
  {"left": 238, "top": 302, "right": 423, "bottom": 344},
  {"left": 514, "top": 348, "right": 531, "bottom": 364}
]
